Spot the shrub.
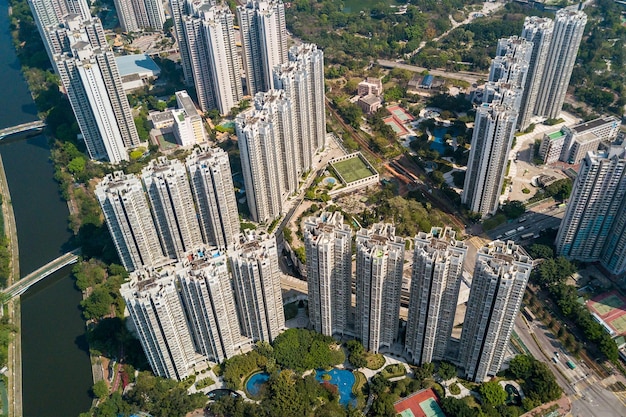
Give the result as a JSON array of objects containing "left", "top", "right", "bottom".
[{"left": 449, "top": 383, "right": 461, "bottom": 395}]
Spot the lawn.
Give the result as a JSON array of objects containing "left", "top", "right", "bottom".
[
  {"left": 331, "top": 156, "right": 376, "bottom": 184},
  {"left": 381, "top": 363, "right": 406, "bottom": 379},
  {"left": 365, "top": 352, "right": 385, "bottom": 370}
]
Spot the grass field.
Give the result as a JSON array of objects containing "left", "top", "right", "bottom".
[
  {"left": 591, "top": 294, "right": 625, "bottom": 316},
  {"left": 331, "top": 156, "right": 375, "bottom": 184}
]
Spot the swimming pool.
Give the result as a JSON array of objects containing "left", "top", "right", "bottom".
[
  {"left": 245, "top": 372, "right": 270, "bottom": 398},
  {"left": 315, "top": 369, "right": 357, "bottom": 407},
  {"left": 430, "top": 127, "right": 449, "bottom": 154}
]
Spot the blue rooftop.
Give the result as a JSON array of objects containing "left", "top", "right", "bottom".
[
  {"left": 422, "top": 74, "right": 434, "bottom": 87},
  {"left": 115, "top": 54, "right": 161, "bottom": 77}
]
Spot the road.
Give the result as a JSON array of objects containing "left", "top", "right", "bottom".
[
  {"left": 485, "top": 205, "right": 566, "bottom": 242},
  {"left": 378, "top": 59, "right": 484, "bottom": 86},
  {"left": 514, "top": 313, "right": 626, "bottom": 416}
]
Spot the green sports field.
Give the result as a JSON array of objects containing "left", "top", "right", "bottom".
[{"left": 331, "top": 156, "right": 376, "bottom": 184}]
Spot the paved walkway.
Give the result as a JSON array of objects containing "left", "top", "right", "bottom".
[{"left": 0, "top": 154, "right": 21, "bottom": 417}]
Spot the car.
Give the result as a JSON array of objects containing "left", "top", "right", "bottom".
[{"left": 552, "top": 356, "right": 559, "bottom": 363}]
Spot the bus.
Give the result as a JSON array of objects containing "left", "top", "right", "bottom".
[
  {"left": 505, "top": 229, "right": 517, "bottom": 237},
  {"left": 522, "top": 306, "right": 536, "bottom": 322},
  {"left": 566, "top": 360, "right": 577, "bottom": 369},
  {"left": 520, "top": 232, "right": 534, "bottom": 240}
]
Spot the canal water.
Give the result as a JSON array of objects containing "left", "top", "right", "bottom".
[{"left": 0, "top": 0, "right": 93, "bottom": 415}]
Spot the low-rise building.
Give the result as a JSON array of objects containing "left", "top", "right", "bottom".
[
  {"left": 358, "top": 77, "right": 383, "bottom": 96},
  {"left": 357, "top": 94, "right": 382, "bottom": 115}
]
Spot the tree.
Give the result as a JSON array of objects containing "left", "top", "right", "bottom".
[
  {"left": 262, "top": 371, "right": 305, "bottom": 417},
  {"left": 346, "top": 340, "right": 368, "bottom": 368},
  {"left": 80, "top": 286, "right": 114, "bottom": 320},
  {"left": 528, "top": 244, "right": 554, "bottom": 260},
  {"left": 509, "top": 355, "right": 533, "bottom": 380},
  {"left": 478, "top": 380, "right": 507, "bottom": 407},
  {"left": 501, "top": 200, "right": 526, "bottom": 219},
  {"left": 414, "top": 362, "right": 434, "bottom": 381},
  {"left": 92, "top": 380, "right": 109, "bottom": 400},
  {"left": 68, "top": 156, "right": 86, "bottom": 174},
  {"left": 437, "top": 361, "right": 456, "bottom": 380}
]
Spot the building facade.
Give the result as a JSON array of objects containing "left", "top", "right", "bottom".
[
  {"left": 556, "top": 149, "right": 626, "bottom": 275},
  {"left": 27, "top": 0, "right": 91, "bottom": 65},
  {"left": 355, "top": 224, "right": 405, "bottom": 353},
  {"left": 535, "top": 8, "right": 587, "bottom": 119},
  {"left": 304, "top": 212, "right": 352, "bottom": 337},
  {"left": 237, "top": 0, "right": 287, "bottom": 95},
  {"left": 235, "top": 108, "right": 285, "bottom": 223},
  {"left": 95, "top": 171, "right": 165, "bottom": 271},
  {"left": 113, "top": 0, "right": 165, "bottom": 32},
  {"left": 229, "top": 232, "right": 285, "bottom": 343},
  {"left": 53, "top": 15, "right": 140, "bottom": 163},
  {"left": 462, "top": 88, "right": 520, "bottom": 217},
  {"left": 141, "top": 157, "right": 204, "bottom": 260},
  {"left": 405, "top": 228, "right": 467, "bottom": 365},
  {"left": 518, "top": 16, "right": 554, "bottom": 130},
  {"left": 178, "top": 254, "right": 244, "bottom": 363},
  {"left": 121, "top": 270, "right": 199, "bottom": 380},
  {"left": 459, "top": 241, "right": 532, "bottom": 382},
  {"left": 186, "top": 146, "right": 241, "bottom": 250},
  {"left": 182, "top": 3, "right": 243, "bottom": 115},
  {"left": 274, "top": 44, "right": 326, "bottom": 174},
  {"left": 172, "top": 90, "right": 207, "bottom": 146}
]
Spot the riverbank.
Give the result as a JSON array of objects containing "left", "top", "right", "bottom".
[{"left": 0, "top": 154, "right": 22, "bottom": 417}]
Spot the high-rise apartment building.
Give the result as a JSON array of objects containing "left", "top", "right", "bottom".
[
  {"left": 253, "top": 90, "right": 298, "bottom": 195},
  {"left": 141, "top": 157, "right": 204, "bottom": 260},
  {"left": 169, "top": 0, "right": 195, "bottom": 85},
  {"left": 95, "top": 171, "right": 165, "bottom": 271},
  {"left": 53, "top": 15, "right": 140, "bottom": 163},
  {"left": 182, "top": 4, "right": 243, "bottom": 115},
  {"left": 237, "top": 0, "right": 287, "bottom": 96},
  {"left": 535, "top": 8, "right": 587, "bottom": 119},
  {"left": 178, "top": 253, "right": 244, "bottom": 363},
  {"left": 186, "top": 146, "right": 240, "bottom": 250},
  {"left": 229, "top": 232, "right": 285, "bottom": 342},
  {"left": 304, "top": 212, "right": 352, "bottom": 337},
  {"left": 235, "top": 107, "right": 285, "bottom": 223},
  {"left": 121, "top": 269, "right": 199, "bottom": 380},
  {"left": 113, "top": 0, "right": 165, "bottom": 32},
  {"left": 355, "top": 224, "right": 405, "bottom": 353},
  {"left": 518, "top": 16, "right": 554, "bottom": 130},
  {"left": 27, "top": 0, "right": 90, "bottom": 64},
  {"left": 405, "top": 228, "right": 467, "bottom": 365},
  {"left": 490, "top": 37, "right": 532, "bottom": 91},
  {"left": 274, "top": 44, "right": 326, "bottom": 174},
  {"left": 459, "top": 241, "right": 532, "bottom": 382},
  {"left": 462, "top": 86, "right": 520, "bottom": 217},
  {"left": 556, "top": 148, "right": 626, "bottom": 276},
  {"left": 288, "top": 44, "right": 326, "bottom": 154}
]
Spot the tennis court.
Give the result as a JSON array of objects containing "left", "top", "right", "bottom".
[
  {"left": 383, "top": 116, "right": 409, "bottom": 136},
  {"left": 587, "top": 291, "right": 626, "bottom": 335},
  {"left": 419, "top": 398, "right": 445, "bottom": 417},
  {"left": 394, "top": 388, "right": 443, "bottom": 417},
  {"left": 387, "top": 105, "right": 414, "bottom": 122}
]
